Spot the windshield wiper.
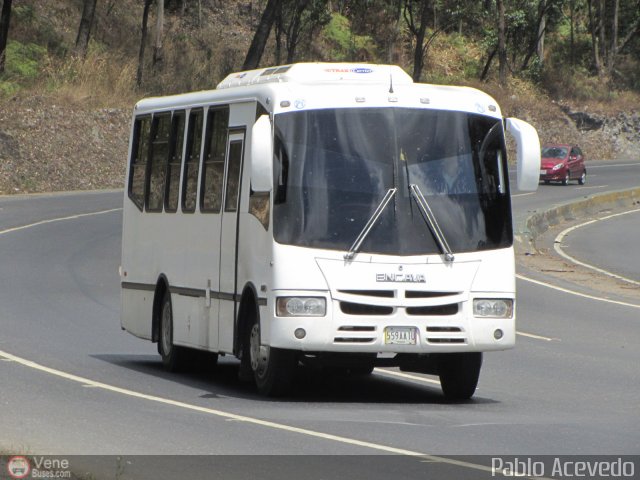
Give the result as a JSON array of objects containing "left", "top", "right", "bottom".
[
  {"left": 344, "top": 188, "right": 397, "bottom": 261},
  {"left": 409, "top": 184, "right": 455, "bottom": 262}
]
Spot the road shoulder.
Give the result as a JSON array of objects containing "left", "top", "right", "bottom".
[{"left": 515, "top": 187, "right": 640, "bottom": 306}]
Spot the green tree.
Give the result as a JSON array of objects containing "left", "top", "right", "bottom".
[
  {"left": 275, "top": 0, "right": 330, "bottom": 64},
  {"left": 243, "top": 0, "right": 282, "bottom": 70},
  {"left": 404, "top": 0, "right": 433, "bottom": 81},
  {"left": 0, "top": 0, "right": 13, "bottom": 74},
  {"left": 498, "top": 0, "right": 506, "bottom": 85},
  {"left": 137, "top": 0, "right": 153, "bottom": 87},
  {"left": 75, "top": 0, "right": 98, "bottom": 58},
  {"left": 588, "top": 0, "right": 640, "bottom": 78}
]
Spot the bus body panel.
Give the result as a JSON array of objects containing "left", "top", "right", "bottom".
[
  {"left": 260, "top": 243, "right": 515, "bottom": 352},
  {"left": 120, "top": 64, "right": 539, "bottom": 395},
  {"left": 121, "top": 200, "right": 223, "bottom": 350}
]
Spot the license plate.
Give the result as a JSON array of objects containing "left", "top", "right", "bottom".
[
  {"left": 384, "top": 326, "right": 417, "bottom": 345},
  {"left": 540, "top": 169, "right": 547, "bottom": 175}
]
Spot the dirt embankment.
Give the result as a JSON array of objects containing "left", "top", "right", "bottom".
[
  {"left": 0, "top": 93, "right": 637, "bottom": 195},
  {"left": 0, "top": 95, "right": 130, "bottom": 194}
]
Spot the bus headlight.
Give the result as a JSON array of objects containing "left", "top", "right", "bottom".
[
  {"left": 473, "top": 299, "right": 513, "bottom": 318},
  {"left": 276, "top": 297, "right": 326, "bottom": 317}
]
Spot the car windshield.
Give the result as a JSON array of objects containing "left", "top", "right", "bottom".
[
  {"left": 272, "top": 107, "right": 512, "bottom": 256},
  {"left": 542, "top": 146, "right": 568, "bottom": 159}
]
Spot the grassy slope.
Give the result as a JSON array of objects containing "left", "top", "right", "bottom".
[{"left": 0, "top": 1, "right": 636, "bottom": 194}]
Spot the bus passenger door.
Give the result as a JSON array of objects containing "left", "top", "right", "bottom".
[{"left": 218, "top": 130, "right": 246, "bottom": 352}]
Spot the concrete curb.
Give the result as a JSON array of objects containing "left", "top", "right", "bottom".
[{"left": 515, "top": 187, "right": 640, "bottom": 253}]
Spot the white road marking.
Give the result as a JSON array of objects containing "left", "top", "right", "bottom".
[
  {"left": 0, "top": 209, "right": 122, "bottom": 237},
  {"left": 554, "top": 209, "right": 640, "bottom": 287},
  {"left": 0, "top": 198, "right": 600, "bottom": 478},
  {"left": 575, "top": 185, "right": 607, "bottom": 190},
  {"left": 511, "top": 192, "right": 536, "bottom": 197},
  {"left": 0, "top": 348, "right": 424, "bottom": 455},
  {"left": 0, "top": 347, "right": 519, "bottom": 477},
  {"left": 374, "top": 368, "right": 441, "bottom": 385},
  {"left": 587, "top": 163, "right": 640, "bottom": 168},
  {"left": 516, "top": 274, "right": 640, "bottom": 310},
  {"left": 516, "top": 331, "right": 558, "bottom": 342}
]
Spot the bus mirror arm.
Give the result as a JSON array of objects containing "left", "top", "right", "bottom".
[
  {"left": 505, "top": 117, "right": 541, "bottom": 192},
  {"left": 251, "top": 115, "right": 274, "bottom": 193}
]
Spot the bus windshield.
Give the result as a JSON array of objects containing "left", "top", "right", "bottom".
[{"left": 272, "top": 107, "right": 512, "bottom": 256}]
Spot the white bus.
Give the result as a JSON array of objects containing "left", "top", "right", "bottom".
[{"left": 120, "top": 63, "right": 540, "bottom": 400}]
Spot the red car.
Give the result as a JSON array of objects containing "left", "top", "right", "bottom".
[{"left": 539, "top": 144, "right": 587, "bottom": 185}]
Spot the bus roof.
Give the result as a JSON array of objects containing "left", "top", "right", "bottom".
[
  {"left": 134, "top": 63, "right": 502, "bottom": 118},
  {"left": 216, "top": 62, "right": 413, "bottom": 89}
]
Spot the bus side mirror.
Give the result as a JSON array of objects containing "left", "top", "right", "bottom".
[
  {"left": 251, "top": 114, "right": 274, "bottom": 193},
  {"left": 506, "top": 117, "right": 540, "bottom": 191}
]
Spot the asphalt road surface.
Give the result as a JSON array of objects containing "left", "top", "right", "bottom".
[
  {"left": 1, "top": 161, "right": 639, "bottom": 479},
  {"left": 558, "top": 209, "right": 640, "bottom": 283}
]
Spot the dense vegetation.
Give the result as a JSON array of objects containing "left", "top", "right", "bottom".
[
  {"left": 1, "top": 0, "right": 638, "bottom": 103},
  {"left": 0, "top": 0, "right": 638, "bottom": 194}
]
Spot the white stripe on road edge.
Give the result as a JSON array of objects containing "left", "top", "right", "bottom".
[
  {"left": 516, "top": 331, "right": 558, "bottom": 342},
  {"left": 0, "top": 349, "right": 536, "bottom": 478},
  {"left": 511, "top": 192, "right": 536, "bottom": 197},
  {"left": 575, "top": 185, "right": 607, "bottom": 190},
  {"left": 516, "top": 274, "right": 640, "bottom": 310},
  {"left": 554, "top": 209, "right": 640, "bottom": 287},
  {"left": 374, "top": 368, "right": 441, "bottom": 385},
  {"left": 0, "top": 209, "right": 122, "bottom": 236},
  {"left": 0, "top": 349, "right": 422, "bottom": 456},
  {"left": 0, "top": 203, "right": 558, "bottom": 479},
  {"left": 587, "top": 163, "right": 640, "bottom": 169}
]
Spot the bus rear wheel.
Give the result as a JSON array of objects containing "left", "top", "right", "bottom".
[
  {"left": 158, "top": 291, "right": 190, "bottom": 372},
  {"left": 249, "top": 321, "right": 296, "bottom": 396},
  {"left": 437, "top": 352, "right": 482, "bottom": 401}
]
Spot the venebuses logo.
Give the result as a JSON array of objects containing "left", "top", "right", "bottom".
[
  {"left": 6, "top": 456, "right": 72, "bottom": 479},
  {"left": 7, "top": 456, "right": 30, "bottom": 479}
]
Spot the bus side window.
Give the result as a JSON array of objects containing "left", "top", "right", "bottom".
[
  {"left": 165, "top": 110, "right": 185, "bottom": 213},
  {"left": 200, "top": 106, "right": 230, "bottom": 213},
  {"left": 147, "top": 112, "right": 172, "bottom": 212},
  {"left": 224, "top": 139, "right": 244, "bottom": 212},
  {"left": 182, "top": 108, "right": 204, "bottom": 213},
  {"left": 129, "top": 115, "right": 151, "bottom": 211}
]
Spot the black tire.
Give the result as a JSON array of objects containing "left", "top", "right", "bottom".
[
  {"left": 578, "top": 170, "right": 586, "bottom": 185},
  {"left": 562, "top": 171, "right": 570, "bottom": 185},
  {"left": 158, "top": 291, "right": 190, "bottom": 372},
  {"left": 248, "top": 318, "right": 297, "bottom": 396},
  {"left": 438, "top": 352, "right": 482, "bottom": 401}
]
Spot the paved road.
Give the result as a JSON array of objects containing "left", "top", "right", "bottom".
[
  {"left": 510, "top": 160, "right": 640, "bottom": 219},
  {"left": 558, "top": 209, "right": 640, "bottom": 283},
  {"left": 1, "top": 163, "right": 639, "bottom": 478}
]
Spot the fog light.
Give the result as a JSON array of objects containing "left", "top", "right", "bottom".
[
  {"left": 294, "top": 328, "right": 306, "bottom": 339},
  {"left": 494, "top": 329, "right": 504, "bottom": 340}
]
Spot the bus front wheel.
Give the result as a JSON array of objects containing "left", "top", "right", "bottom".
[
  {"left": 248, "top": 320, "right": 296, "bottom": 396},
  {"left": 437, "top": 352, "right": 482, "bottom": 401}
]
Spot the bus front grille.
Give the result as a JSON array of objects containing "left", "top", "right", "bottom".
[
  {"left": 334, "top": 337, "right": 376, "bottom": 344},
  {"left": 339, "top": 302, "right": 394, "bottom": 315},
  {"left": 426, "top": 337, "right": 467, "bottom": 344},
  {"left": 425, "top": 326, "right": 466, "bottom": 344},
  {"left": 407, "top": 304, "right": 459, "bottom": 316}
]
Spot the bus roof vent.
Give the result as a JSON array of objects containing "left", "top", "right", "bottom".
[{"left": 216, "top": 63, "right": 414, "bottom": 89}]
